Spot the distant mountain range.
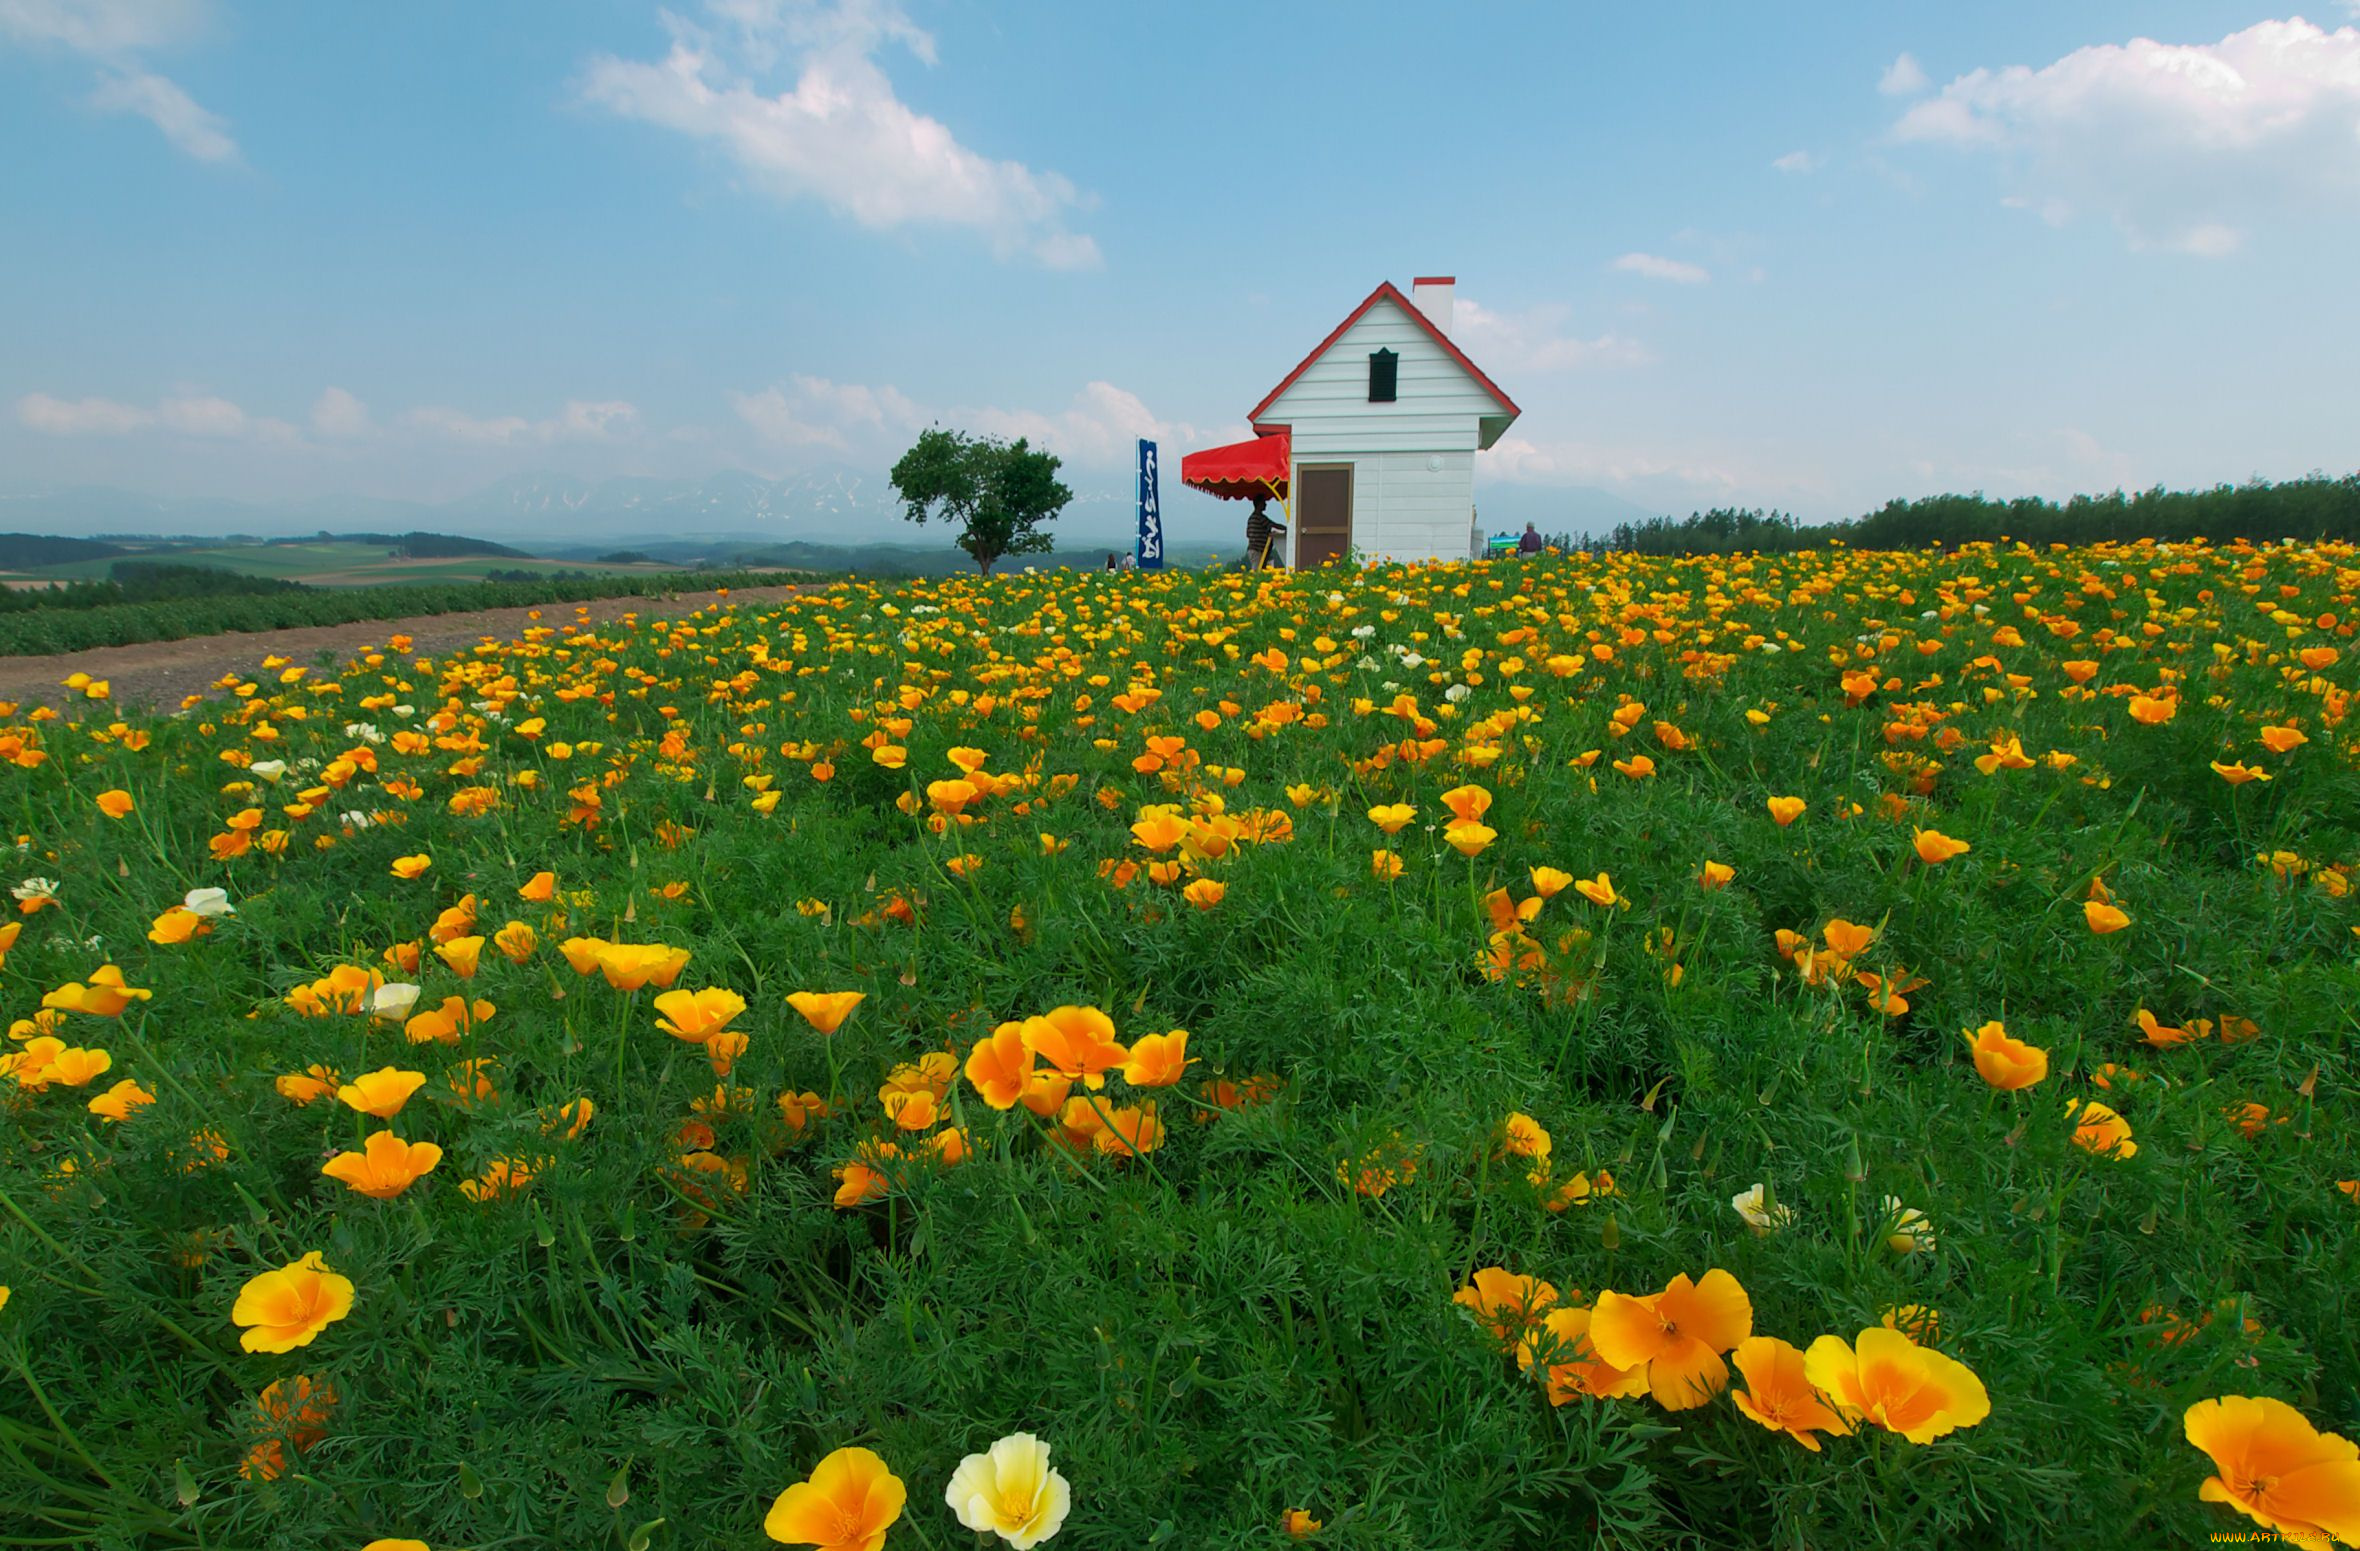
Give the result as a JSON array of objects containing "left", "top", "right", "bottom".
[{"left": 0, "top": 470, "right": 1668, "bottom": 554}]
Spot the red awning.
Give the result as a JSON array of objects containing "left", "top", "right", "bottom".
[{"left": 1180, "top": 429, "right": 1290, "bottom": 502}]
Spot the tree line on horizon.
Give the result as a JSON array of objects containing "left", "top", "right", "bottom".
[{"left": 1603, "top": 472, "right": 2360, "bottom": 555}]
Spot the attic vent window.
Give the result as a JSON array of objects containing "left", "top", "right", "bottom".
[{"left": 1367, "top": 348, "right": 1398, "bottom": 403}]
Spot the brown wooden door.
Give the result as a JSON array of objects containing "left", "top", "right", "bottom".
[{"left": 1297, "top": 465, "right": 1352, "bottom": 568}]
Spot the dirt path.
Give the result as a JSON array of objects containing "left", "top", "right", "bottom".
[{"left": 0, "top": 584, "right": 807, "bottom": 714}]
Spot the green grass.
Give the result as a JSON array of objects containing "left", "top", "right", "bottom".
[{"left": 0, "top": 542, "right": 2352, "bottom": 1549}]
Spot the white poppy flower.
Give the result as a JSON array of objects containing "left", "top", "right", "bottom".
[{"left": 944, "top": 1433, "right": 1072, "bottom": 1548}]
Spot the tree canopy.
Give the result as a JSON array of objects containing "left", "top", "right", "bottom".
[{"left": 888, "top": 429, "right": 1073, "bottom": 575}]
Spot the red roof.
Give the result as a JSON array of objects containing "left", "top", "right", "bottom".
[
  {"left": 1247, "top": 281, "right": 1520, "bottom": 428},
  {"left": 1179, "top": 429, "right": 1291, "bottom": 501}
]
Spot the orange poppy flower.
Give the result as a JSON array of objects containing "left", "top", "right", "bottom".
[
  {"left": 1821, "top": 918, "right": 1876, "bottom": 958},
  {"left": 1964, "top": 1020, "right": 2048, "bottom": 1090},
  {"left": 1730, "top": 1336, "right": 1854, "bottom": 1451},
  {"left": 2258, "top": 725, "right": 2308, "bottom": 755},
  {"left": 86, "top": 1077, "right": 154, "bottom": 1122},
  {"left": 94, "top": 789, "right": 134, "bottom": 819},
  {"left": 1093, "top": 1101, "right": 1165, "bottom": 1158},
  {"left": 519, "top": 870, "right": 558, "bottom": 901},
  {"left": 1129, "top": 811, "right": 1189, "bottom": 853},
  {"left": 594, "top": 942, "right": 690, "bottom": 991},
  {"left": 787, "top": 991, "right": 865, "bottom": 1035},
  {"left": 320, "top": 1131, "right": 443, "bottom": 1199},
  {"left": 1120, "top": 1029, "right": 1192, "bottom": 1087},
  {"left": 1697, "top": 860, "right": 1734, "bottom": 890},
  {"left": 2183, "top": 1395, "right": 2360, "bottom": 1544},
  {"left": 1022, "top": 1006, "right": 1130, "bottom": 1090},
  {"left": 2067, "top": 1098, "right": 2137, "bottom": 1158},
  {"left": 275, "top": 1065, "right": 342, "bottom": 1105},
  {"left": 762, "top": 1445, "right": 906, "bottom": 1551},
  {"left": 654, "top": 987, "right": 747, "bottom": 1044},
  {"left": 1439, "top": 784, "right": 1492, "bottom": 823},
  {"left": 1912, "top": 828, "right": 1971, "bottom": 864},
  {"left": 434, "top": 935, "right": 484, "bottom": 979},
  {"left": 831, "top": 1152, "right": 893, "bottom": 1210},
  {"left": 458, "top": 1158, "right": 535, "bottom": 1202},
  {"left": 1573, "top": 873, "right": 1618, "bottom": 908},
  {"left": 2084, "top": 900, "right": 2131, "bottom": 934},
  {"left": 1442, "top": 821, "right": 1496, "bottom": 857},
  {"left": 1587, "top": 1269, "right": 1753, "bottom": 1410},
  {"left": 1366, "top": 803, "right": 1416, "bottom": 835},
  {"left": 1804, "top": 1327, "right": 1989, "bottom": 1443},
  {"left": 335, "top": 1067, "right": 426, "bottom": 1119},
  {"left": 1766, "top": 795, "right": 1807, "bottom": 826},
  {"left": 1019, "top": 1068, "right": 1073, "bottom": 1118},
  {"left": 41, "top": 966, "right": 151, "bottom": 1018},
  {"left": 231, "top": 1251, "right": 355, "bottom": 1353},
  {"left": 964, "top": 1020, "right": 1037, "bottom": 1109},
  {"left": 148, "top": 907, "right": 203, "bottom": 944},
  {"left": 240, "top": 1374, "right": 337, "bottom": 1481},
  {"left": 1515, "top": 1306, "right": 1649, "bottom": 1404},
  {"left": 1453, "top": 1266, "right": 1559, "bottom": 1350}
]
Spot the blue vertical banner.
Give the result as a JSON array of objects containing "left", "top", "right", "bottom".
[{"left": 1135, "top": 438, "right": 1164, "bottom": 570}]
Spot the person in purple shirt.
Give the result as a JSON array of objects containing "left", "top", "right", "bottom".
[{"left": 1517, "top": 522, "right": 1544, "bottom": 554}]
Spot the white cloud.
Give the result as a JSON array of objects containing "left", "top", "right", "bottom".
[
  {"left": 733, "top": 374, "right": 1204, "bottom": 467},
  {"left": 2165, "top": 222, "right": 2244, "bottom": 257},
  {"left": 1451, "top": 297, "right": 1651, "bottom": 372},
  {"left": 1771, "top": 149, "right": 1818, "bottom": 173},
  {"left": 407, "top": 400, "right": 640, "bottom": 446},
  {"left": 310, "top": 386, "right": 370, "bottom": 437},
  {"left": 16, "top": 392, "right": 153, "bottom": 434},
  {"left": 732, "top": 373, "right": 922, "bottom": 449},
  {"left": 1891, "top": 18, "right": 2360, "bottom": 255},
  {"left": 2056, "top": 426, "right": 2134, "bottom": 489},
  {"left": 0, "top": 0, "right": 237, "bottom": 163},
  {"left": 156, "top": 393, "right": 246, "bottom": 436},
  {"left": 1477, "top": 433, "right": 1780, "bottom": 497},
  {"left": 1879, "top": 52, "right": 1929, "bottom": 96},
  {"left": 0, "top": 0, "right": 203, "bottom": 53},
  {"left": 582, "top": 0, "right": 1097, "bottom": 268},
  {"left": 1612, "top": 252, "right": 1710, "bottom": 284},
  {"left": 88, "top": 65, "right": 235, "bottom": 161},
  {"left": 16, "top": 388, "right": 297, "bottom": 441},
  {"left": 961, "top": 381, "right": 1205, "bottom": 465}
]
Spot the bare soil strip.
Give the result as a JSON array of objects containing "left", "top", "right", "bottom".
[{"left": 0, "top": 584, "right": 805, "bottom": 714}]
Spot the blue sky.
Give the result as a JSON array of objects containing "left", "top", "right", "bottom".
[{"left": 4, "top": 0, "right": 2358, "bottom": 534}]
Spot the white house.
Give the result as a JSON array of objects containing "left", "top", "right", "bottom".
[{"left": 1181, "top": 277, "right": 1520, "bottom": 567}]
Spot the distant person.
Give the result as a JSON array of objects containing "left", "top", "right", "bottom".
[
  {"left": 1105, "top": 552, "right": 1120, "bottom": 571},
  {"left": 1518, "top": 522, "right": 1543, "bottom": 555},
  {"left": 1245, "top": 493, "right": 1286, "bottom": 569}
]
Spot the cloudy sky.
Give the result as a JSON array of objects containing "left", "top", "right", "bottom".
[{"left": 3, "top": 0, "right": 2358, "bottom": 527}]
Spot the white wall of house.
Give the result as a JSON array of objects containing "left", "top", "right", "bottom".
[{"left": 1256, "top": 293, "right": 1505, "bottom": 565}]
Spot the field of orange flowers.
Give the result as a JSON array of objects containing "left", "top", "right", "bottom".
[{"left": 1, "top": 541, "right": 2356, "bottom": 1550}]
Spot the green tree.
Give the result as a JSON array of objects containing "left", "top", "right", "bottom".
[{"left": 888, "top": 428, "right": 1073, "bottom": 575}]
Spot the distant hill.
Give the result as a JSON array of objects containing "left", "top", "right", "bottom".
[
  {"left": 0, "top": 471, "right": 1139, "bottom": 550},
  {"left": 0, "top": 472, "right": 1668, "bottom": 557},
  {"left": 263, "top": 531, "right": 529, "bottom": 559},
  {"left": 0, "top": 532, "right": 127, "bottom": 569}
]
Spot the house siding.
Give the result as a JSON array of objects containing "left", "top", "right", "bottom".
[{"left": 1259, "top": 296, "right": 1500, "bottom": 566}]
